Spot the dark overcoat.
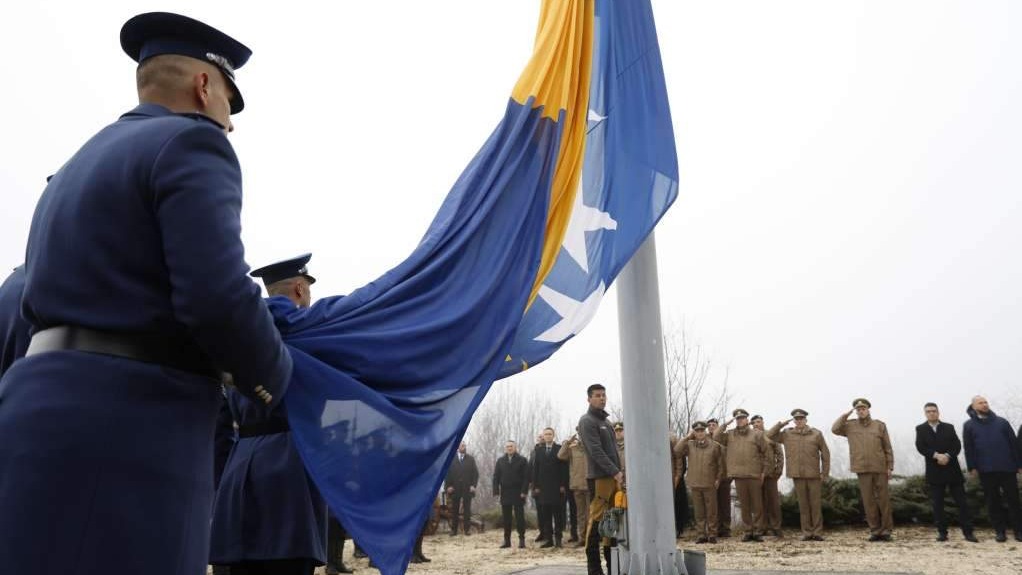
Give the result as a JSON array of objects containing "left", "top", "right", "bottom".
[
  {"left": 914, "top": 421, "right": 965, "bottom": 484},
  {"left": 493, "top": 452, "right": 530, "bottom": 505},
  {"left": 210, "top": 387, "right": 328, "bottom": 565},
  {"left": 531, "top": 442, "right": 569, "bottom": 505},
  {"left": 0, "top": 104, "right": 292, "bottom": 575}
]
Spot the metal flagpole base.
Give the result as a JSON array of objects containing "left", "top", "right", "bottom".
[{"left": 611, "top": 547, "right": 701, "bottom": 575}]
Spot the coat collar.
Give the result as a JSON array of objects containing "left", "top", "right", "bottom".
[{"left": 120, "top": 103, "right": 226, "bottom": 130}]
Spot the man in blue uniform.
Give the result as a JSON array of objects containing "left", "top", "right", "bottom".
[
  {"left": 210, "top": 254, "right": 329, "bottom": 575},
  {"left": 0, "top": 266, "right": 30, "bottom": 377},
  {"left": 0, "top": 13, "right": 292, "bottom": 575}
]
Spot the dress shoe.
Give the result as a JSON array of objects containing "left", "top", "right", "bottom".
[
  {"left": 707, "top": 537, "right": 717, "bottom": 544},
  {"left": 801, "top": 535, "right": 813, "bottom": 541},
  {"left": 879, "top": 534, "right": 892, "bottom": 542},
  {"left": 811, "top": 535, "right": 825, "bottom": 541},
  {"left": 741, "top": 534, "right": 762, "bottom": 542},
  {"left": 535, "top": 533, "right": 546, "bottom": 542},
  {"left": 868, "top": 534, "right": 882, "bottom": 542},
  {"left": 410, "top": 555, "right": 425, "bottom": 564},
  {"left": 772, "top": 529, "right": 784, "bottom": 538},
  {"left": 964, "top": 532, "right": 979, "bottom": 543},
  {"left": 568, "top": 535, "right": 580, "bottom": 543},
  {"left": 416, "top": 554, "right": 431, "bottom": 563},
  {"left": 717, "top": 530, "right": 731, "bottom": 538},
  {"left": 995, "top": 531, "right": 1007, "bottom": 542},
  {"left": 540, "top": 540, "right": 555, "bottom": 548},
  {"left": 555, "top": 539, "right": 563, "bottom": 548},
  {"left": 335, "top": 564, "right": 355, "bottom": 574},
  {"left": 1014, "top": 532, "right": 1022, "bottom": 542},
  {"left": 695, "top": 536, "right": 708, "bottom": 544},
  {"left": 936, "top": 532, "right": 948, "bottom": 542},
  {"left": 500, "top": 538, "right": 512, "bottom": 549}
]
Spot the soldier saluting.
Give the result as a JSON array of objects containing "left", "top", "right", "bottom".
[{"left": 767, "top": 409, "right": 830, "bottom": 541}]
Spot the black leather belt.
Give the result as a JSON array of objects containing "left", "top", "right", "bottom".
[
  {"left": 238, "top": 419, "right": 290, "bottom": 438},
  {"left": 26, "top": 325, "right": 219, "bottom": 379}
]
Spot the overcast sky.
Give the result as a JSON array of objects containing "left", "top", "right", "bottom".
[{"left": 2, "top": 1, "right": 1020, "bottom": 470}]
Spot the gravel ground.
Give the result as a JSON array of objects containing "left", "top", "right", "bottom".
[{"left": 316, "top": 525, "right": 1021, "bottom": 575}]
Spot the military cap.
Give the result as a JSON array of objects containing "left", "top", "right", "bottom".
[
  {"left": 750, "top": 414, "right": 763, "bottom": 422},
  {"left": 120, "top": 12, "right": 252, "bottom": 114},
  {"left": 852, "top": 398, "right": 871, "bottom": 409},
  {"left": 613, "top": 421, "right": 624, "bottom": 431},
  {"left": 790, "top": 408, "right": 809, "bottom": 418},
  {"left": 732, "top": 408, "right": 750, "bottom": 418},
  {"left": 706, "top": 418, "right": 718, "bottom": 424},
  {"left": 250, "top": 253, "right": 317, "bottom": 286},
  {"left": 691, "top": 421, "right": 708, "bottom": 431}
]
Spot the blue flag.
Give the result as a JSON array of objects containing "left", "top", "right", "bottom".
[{"left": 279, "top": 2, "right": 678, "bottom": 574}]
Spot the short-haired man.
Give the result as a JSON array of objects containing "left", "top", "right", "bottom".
[
  {"left": 493, "top": 440, "right": 530, "bottom": 549},
  {"left": 579, "top": 384, "right": 623, "bottom": 575},
  {"left": 833, "top": 398, "right": 894, "bottom": 541},
  {"left": 0, "top": 14, "right": 293, "bottom": 573},
  {"left": 445, "top": 441, "right": 480, "bottom": 536},
  {"left": 963, "top": 396, "right": 1022, "bottom": 542},
  {"left": 915, "top": 402, "right": 977, "bottom": 542},
  {"left": 706, "top": 417, "right": 733, "bottom": 537},
  {"left": 767, "top": 409, "right": 830, "bottom": 541},
  {"left": 674, "top": 421, "right": 724, "bottom": 544},
  {"left": 714, "top": 409, "right": 768, "bottom": 542},
  {"left": 558, "top": 429, "right": 590, "bottom": 547},
  {"left": 752, "top": 414, "right": 784, "bottom": 537},
  {"left": 532, "top": 427, "right": 569, "bottom": 548}
]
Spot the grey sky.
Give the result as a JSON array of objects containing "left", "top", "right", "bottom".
[{"left": 2, "top": 2, "right": 1019, "bottom": 472}]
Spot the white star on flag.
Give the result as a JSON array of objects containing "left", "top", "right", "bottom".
[
  {"left": 533, "top": 282, "right": 607, "bottom": 343},
  {"left": 562, "top": 185, "right": 617, "bottom": 273}
]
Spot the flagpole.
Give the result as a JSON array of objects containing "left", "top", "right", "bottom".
[{"left": 616, "top": 232, "right": 690, "bottom": 575}]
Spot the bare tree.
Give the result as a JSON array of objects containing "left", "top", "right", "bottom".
[
  {"left": 663, "top": 319, "right": 734, "bottom": 436},
  {"left": 464, "top": 385, "right": 563, "bottom": 512}
]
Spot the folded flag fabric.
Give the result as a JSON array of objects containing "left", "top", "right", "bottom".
[{"left": 278, "top": 2, "right": 677, "bottom": 574}]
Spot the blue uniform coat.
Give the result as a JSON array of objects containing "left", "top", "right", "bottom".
[
  {"left": 210, "top": 306, "right": 327, "bottom": 565},
  {"left": 0, "top": 104, "right": 292, "bottom": 575},
  {"left": 0, "top": 266, "right": 30, "bottom": 376}
]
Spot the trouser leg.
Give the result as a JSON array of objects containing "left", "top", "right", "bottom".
[
  {"left": 586, "top": 478, "right": 619, "bottom": 573},
  {"left": 980, "top": 473, "right": 1007, "bottom": 533},
  {"left": 947, "top": 481, "right": 973, "bottom": 533},
  {"left": 675, "top": 480, "right": 689, "bottom": 534},
  {"left": 716, "top": 479, "right": 732, "bottom": 533},
  {"left": 806, "top": 478, "right": 823, "bottom": 536},
  {"left": 462, "top": 493, "right": 473, "bottom": 534},
  {"left": 929, "top": 482, "right": 948, "bottom": 534},
  {"left": 875, "top": 472, "right": 893, "bottom": 535},
  {"left": 567, "top": 489, "right": 579, "bottom": 538},
  {"left": 1000, "top": 473, "right": 1022, "bottom": 534},
  {"left": 538, "top": 503, "right": 553, "bottom": 540},
  {"left": 554, "top": 496, "right": 566, "bottom": 541},
  {"left": 693, "top": 489, "right": 707, "bottom": 537},
  {"left": 449, "top": 493, "right": 462, "bottom": 533},
  {"left": 794, "top": 479, "right": 810, "bottom": 536},
  {"left": 574, "top": 490, "right": 590, "bottom": 534},
  {"left": 762, "top": 476, "right": 781, "bottom": 531},
  {"left": 514, "top": 502, "right": 526, "bottom": 536},
  {"left": 502, "top": 504, "right": 513, "bottom": 537},
  {"left": 735, "top": 478, "right": 764, "bottom": 534},
  {"left": 857, "top": 473, "right": 880, "bottom": 534}
]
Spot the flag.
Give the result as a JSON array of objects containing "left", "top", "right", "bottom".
[{"left": 278, "top": 2, "right": 677, "bottom": 574}]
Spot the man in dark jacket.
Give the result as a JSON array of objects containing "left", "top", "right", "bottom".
[
  {"left": 963, "top": 396, "right": 1022, "bottom": 542},
  {"left": 532, "top": 427, "right": 569, "bottom": 547},
  {"left": 493, "top": 440, "right": 530, "bottom": 548},
  {"left": 915, "top": 403, "right": 977, "bottom": 542},
  {"left": 579, "top": 384, "right": 623, "bottom": 575},
  {"left": 444, "top": 440, "right": 480, "bottom": 535}
]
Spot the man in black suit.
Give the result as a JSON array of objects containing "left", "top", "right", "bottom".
[
  {"left": 532, "top": 427, "right": 570, "bottom": 548},
  {"left": 915, "top": 402, "right": 978, "bottom": 542},
  {"left": 444, "top": 441, "right": 480, "bottom": 535}
]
